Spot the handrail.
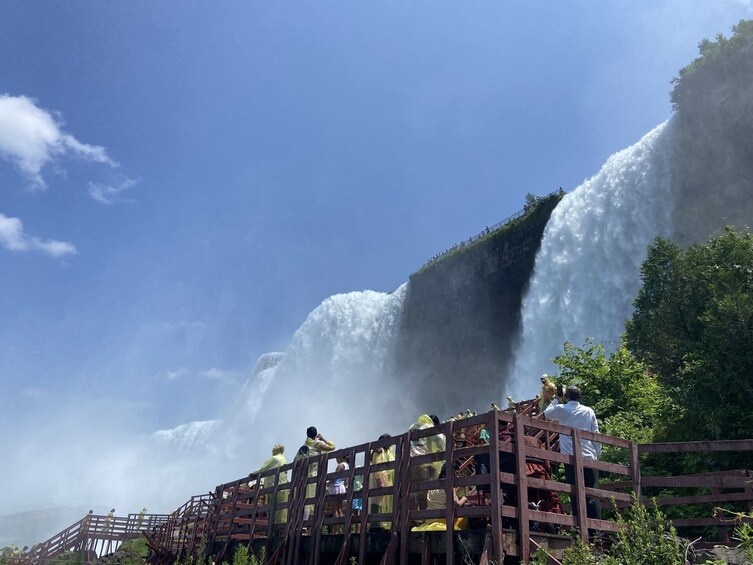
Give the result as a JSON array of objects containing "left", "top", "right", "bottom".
[
  {"left": 7, "top": 513, "right": 170, "bottom": 565},
  {"left": 419, "top": 188, "right": 565, "bottom": 271},
  {"left": 12, "top": 404, "right": 753, "bottom": 564}
]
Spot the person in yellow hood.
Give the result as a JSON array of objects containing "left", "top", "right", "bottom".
[
  {"left": 369, "top": 433, "right": 395, "bottom": 529},
  {"left": 409, "top": 414, "right": 446, "bottom": 510},
  {"left": 253, "top": 444, "right": 289, "bottom": 524}
]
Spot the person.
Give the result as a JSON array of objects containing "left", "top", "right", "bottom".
[
  {"left": 427, "top": 463, "right": 468, "bottom": 509},
  {"left": 329, "top": 455, "right": 348, "bottom": 518},
  {"left": 135, "top": 507, "right": 147, "bottom": 529},
  {"left": 369, "top": 433, "right": 395, "bottom": 529},
  {"left": 254, "top": 444, "right": 289, "bottom": 524},
  {"left": 255, "top": 444, "right": 289, "bottom": 488},
  {"left": 411, "top": 463, "right": 469, "bottom": 531},
  {"left": 299, "top": 426, "right": 336, "bottom": 527},
  {"left": 304, "top": 426, "right": 336, "bottom": 457},
  {"left": 543, "top": 385, "right": 602, "bottom": 524},
  {"left": 409, "top": 414, "right": 445, "bottom": 510}
]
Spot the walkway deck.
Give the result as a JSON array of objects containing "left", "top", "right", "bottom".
[{"left": 10, "top": 407, "right": 753, "bottom": 564}]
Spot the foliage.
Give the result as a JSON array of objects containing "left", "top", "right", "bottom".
[
  {"left": 714, "top": 508, "right": 753, "bottom": 563},
  {"left": 625, "top": 227, "right": 753, "bottom": 444},
  {"left": 609, "top": 501, "right": 686, "bottom": 565},
  {"left": 111, "top": 537, "right": 149, "bottom": 565},
  {"left": 230, "top": 544, "right": 265, "bottom": 565},
  {"left": 531, "top": 501, "right": 686, "bottom": 564},
  {"left": 670, "top": 19, "right": 753, "bottom": 113},
  {"left": 551, "top": 340, "right": 673, "bottom": 463}
]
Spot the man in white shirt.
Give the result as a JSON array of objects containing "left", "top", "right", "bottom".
[{"left": 543, "top": 385, "right": 602, "bottom": 522}]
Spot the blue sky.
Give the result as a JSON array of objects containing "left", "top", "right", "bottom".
[{"left": 1, "top": 2, "right": 751, "bottom": 442}]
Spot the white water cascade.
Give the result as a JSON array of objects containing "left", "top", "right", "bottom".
[
  {"left": 157, "top": 285, "right": 412, "bottom": 479},
  {"left": 510, "top": 121, "right": 677, "bottom": 398}
]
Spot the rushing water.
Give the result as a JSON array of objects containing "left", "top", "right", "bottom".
[
  {"left": 510, "top": 122, "right": 676, "bottom": 399},
  {"left": 158, "top": 286, "right": 412, "bottom": 468}
]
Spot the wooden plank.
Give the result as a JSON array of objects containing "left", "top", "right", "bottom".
[
  {"left": 673, "top": 516, "right": 753, "bottom": 527},
  {"left": 443, "top": 419, "right": 455, "bottom": 565},
  {"left": 654, "top": 491, "right": 753, "bottom": 507},
  {"left": 310, "top": 453, "right": 331, "bottom": 565},
  {"left": 399, "top": 430, "right": 414, "bottom": 565},
  {"left": 642, "top": 476, "right": 751, "bottom": 488},
  {"left": 570, "top": 429, "right": 588, "bottom": 542},
  {"left": 488, "top": 411, "right": 504, "bottom": 563},
  {"left": 638, "top": 440, "right": 753, "bottom": 453},
  {"left": 357, "top": 444, "right": 372, "bottom": 565},
  {"left": 514, "top": 413, "right": 531, "bottom": 563},
  {"left": 516, "top": 414, "right": 633, "bottom": 449}
]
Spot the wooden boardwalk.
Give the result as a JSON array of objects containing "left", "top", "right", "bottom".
[
  {"left": 10, "top": 407, "right": 753, "bottom": 564},
  {"left": 6, "top": 512, "right": 170, "bottom": 565},
  {"left": 143, "top": 408, "right": 753, "bottom": 564}
]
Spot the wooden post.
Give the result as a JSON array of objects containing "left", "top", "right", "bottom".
[
  {"left": 421, "top": 533, "right": 431, "bottom": 565},
  {"left": 399, "top": 428, "right": 414, "bottom": 565},
  {"left": 488, "top": 410, "right": 503, "bottom": 563},
  {"left": 310, "top": 454, "right": 331, "bottom": 565},
  {"left": 443, "top": 420, "right": 455, "bottom": 565},
  {"left": 358, "top": 445, "right": 373, "bottom": 565},
  {"left": 514, "top": 413, "right": 530, "bottom": 564},
  {"left": 570, "top": 429, "right": 589, "bottom": 542},
  {"left": 248, "top": 477, "right": 263, "bottom": 549},
  {"left": 266, "top": 467, "right": 282, "bottom": 554},
  {"left": 287, "top": 460, "right": 309, "bottom": 565},
  {"left": 630, "top": 441, "right": 641, "bottom": 506}
]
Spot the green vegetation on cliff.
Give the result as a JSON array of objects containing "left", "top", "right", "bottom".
[
  {"left": 413, "top": 190, "right": 563, "bottom": 276},
  {"left": 671, "top": 19, "right": 753, "bottom": 114}
]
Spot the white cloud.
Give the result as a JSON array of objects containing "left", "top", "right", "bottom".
[
  {"left": 0, "top": 94, "right": 117, "bottom": 189},
  {"left": 0, "top": 212, "right": 77, "bottom": 257},
  {"left": 163, "top": 367, "right": 238, "bottom": 385},
  {"left": 88, "top": 177, "right": 137, "bottom": 205},
  {"left": 164, "top": 368, "right": 188, "bottom": 381},
  {"left": 202, "top": 368, "right": 239, "bottom": 384}
]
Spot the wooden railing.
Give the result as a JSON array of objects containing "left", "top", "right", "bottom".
[
  {"left": 16, "top": 411, "right": 752, "bottom": 564},
  {"left": 142, "top": 494, "right": 214, "bottom": 562},
  {"left": 419, "top": 188, "right": 565, "bottom": 271},
  {"left": 149, "top": 409, "right": 640, "bottom": 564},
  {"left": 639, "top": 440, "right": 753, "bottom": 541},
  {"left": 8, "top": 512, "right": 170, "bottom": 565}
]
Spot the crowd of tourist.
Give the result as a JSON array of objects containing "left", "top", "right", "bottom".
[{"left": 246, "top": 380, "right": 601, "bottom": 533}]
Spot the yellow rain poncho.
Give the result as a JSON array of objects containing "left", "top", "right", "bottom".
[
  {"left": 369, "top": 445, "right": 395, "bottom": 528},
  {"left": 255, "top": 444, "right": 289, "bottom": 524},
  {"left": 409, "top": 414, "right": 446, "bottom": 478},
  {"left": 299, "top": 436, "right": 336, "bottom": 521}
]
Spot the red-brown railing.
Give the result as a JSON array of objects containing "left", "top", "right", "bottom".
[
  {"left": 7, "top": 512, "right": 169, "bottom": 565},
  {"left": 154, "top": 409, "right": 639, "bottom": 564},
  {"left": 13, "top": 410, "right": 753, "bottom": 564}
]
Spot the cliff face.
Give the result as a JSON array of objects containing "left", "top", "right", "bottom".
[{"left": 394, "top": 193, "right": 562, "bottom": 414}]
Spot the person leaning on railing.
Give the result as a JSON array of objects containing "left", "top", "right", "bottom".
[
  {"left": 369, "top": 433, "right": 395, "bottom": 530},
  {"left": 297, "top": 426, "right": 336, "bottom": 527},
  {"left": 408, "top": 414, "right": 445, "bottom": 511},
  {"left": 253, "top": 444, "right": 289, "bottom": 524},
  {"left": 542, "top": 385, "right": 602, "bottom": 523}
]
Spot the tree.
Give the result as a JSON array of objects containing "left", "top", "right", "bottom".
[
  {"left": 625, "top": 226, "right": 753, "bottom": 442},
  {"left": 670, "top": 19, "right": 753, "bottom": 114},
  {"left": 551, "top": 340, "right": 672, "bottom": 463}
]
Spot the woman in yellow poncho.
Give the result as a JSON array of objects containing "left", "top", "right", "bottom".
[{"left": 369, "top": 433, "right": 395, "bottom": 529}]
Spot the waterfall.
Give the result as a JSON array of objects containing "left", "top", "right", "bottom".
[
  {"left": 218, "top": 285, "right": 411, "bottom": 470},
  {"left": 510, "top": 121, "right": 676, "bottom": 398}
]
